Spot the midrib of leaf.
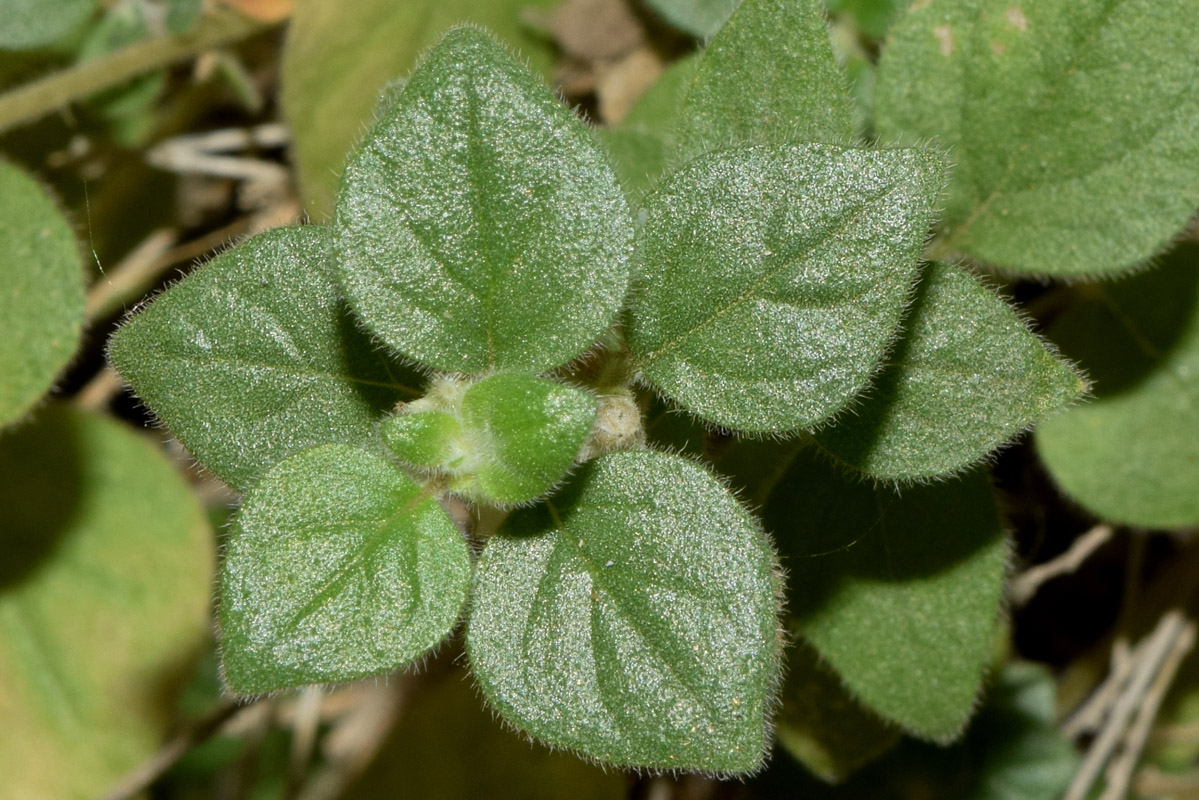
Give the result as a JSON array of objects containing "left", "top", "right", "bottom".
[
  {"left": 152, "top": 350, "right": 420, "bottom": 396},
  {"left": 465, "top": 77, "right": 498, "bottom": 366},
  {"left": 1099, "top": 288, "right": 1195, "bottom": 396},
  {"left": 933, "top": 0, "right": 1147, "bottom": 254},
  {"left": 1100, "top": 289, "right": 1165, "bottom": 362},
  {"left": 391, "top": 200, "right": 491, "bottom": 306},
  {"left": 542, "top": 499, "right": 726, "bottom": 724},
  {"left": 280, "top": 488, "right": 437, "bottom": 634},
  {"left": 633, "top": 183, "right": 895, "bottom": 370}
]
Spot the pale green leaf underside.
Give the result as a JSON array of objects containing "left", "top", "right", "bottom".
[
  {"left": 220, "top": 444, "right": 471, "bottom": 694},
  {"left": 1037, "top": 245, "right": 1199, "bottom": 528},
  {"left": 627, "top": 143, "right": 946, "bottom": 433},
  {"left": 817, "top": 262, "right": 1085, "bottom": 480},
  {"left": 109, "top": 225, "right": 412, "bottom": 493},
  {"left": 0, "top": 161, "right": 84, "bottom": 428},
  {"left": 724, "top": 442, "right": 1006, "bottom": 741},
  {"left": 467, "top": 450, "right": 781, "bottom": 773},
  {"left": 876, "top": 0, "right": 1199, "bottom": 276},
  {"left": 676, "top": 0, "right": 853, "bottom": 163},
  {"left": 333, "top": 27, "right": 632, "bottom": 375},
  {"left": 280, "top": 0, "right": 558, "bottom": 218},
  {"left": 0, "top": 405, "right": 212, "bottom": 799},
  {"left": 644, "top": 0, "right": 740, "bottom": 38},
  {"left": 596, "top": 129, "right": 672, "bottom": 205}
]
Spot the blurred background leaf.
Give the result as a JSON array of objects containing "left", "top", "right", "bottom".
[{"left": 0, "top": 405, "right": 214, "bottom": 799}]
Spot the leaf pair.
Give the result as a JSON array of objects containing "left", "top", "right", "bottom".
[{"left": 605, "top": 0, "right": 1083, "bottom": 481}]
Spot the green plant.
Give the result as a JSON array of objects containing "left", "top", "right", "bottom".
[
  {"left": 106, "top": 5, "right": 1087, "bottom": 773},
  {"left": 1, "top": 0, "right": 1187, "bottom": 792}
]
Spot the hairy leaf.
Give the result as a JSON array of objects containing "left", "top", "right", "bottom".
[
  {"left": 381, "top": 409, "right": 464, "bottom": 469},
  {"left": 281, "top": 0, "right": 558, "bottom": 218},
  {"left": 725, "top": 442, "right": 1006, "bottom": 740},
  {"left": 643, "top": 0, "right": 740, "bottom": 38},
  {"left": 1037, "top": 245, "right": 1199, "bottom": 528},
  {"left": 0, "top": 161, "right": 84, "bottom": 428},
  {"left": 875, "top": 0, "right": 1199, "bottom": 277},
  {"left": 676, "top": 0, "right": 852, "bottom": 162},
  {"left": 816, "top": 262, "right": 1085, "bottom": 480},
  {"left": 0, "top": 405, "right": 212, "bottom": 799},
  {"left": 109, "top": 225, "right": 414, "bottom": 493},
  {"left": 467, "top": 450, "right": 782, "bottom": 773},
  {"left": 220, "top": 444, "right": 471, "bottom": 694},
  {"left": 627, "top": 143, "right": 946, "bottom": 433},
  {"left": 334, "top": 27, "right": 633, "bottom": 375},
  {"left": 459, "top": 374, "right": 598, "bottom": 505},
  {"left": 383, "top": 374, "right": 598, "bottom": 505}
]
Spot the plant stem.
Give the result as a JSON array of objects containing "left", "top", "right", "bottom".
[{"left": 0, "top": 10, "right": 273, "bottom": 135}]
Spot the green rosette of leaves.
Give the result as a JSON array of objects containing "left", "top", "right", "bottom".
[
  {"left": 108, "top": 1, "right": 1092, "bottom": 776},
  {"left": 109, "top": 26, "right": 782, "bottom": 772}
]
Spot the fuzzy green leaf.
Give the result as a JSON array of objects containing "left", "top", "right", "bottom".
[
  {"left": 0, "top": 405, "right": 212, "bottom": 799},
  {"left": 459, "top": 374, "right": 598, "bottom": 505},
  {"left": 725, "top": 442, "right": 1006, "bottom": 740},
  {"left": 0, "top": 161, "right": 84, "bottom": 429},
  {"left": 220, "top": 444, "right": 471, "bottom": 694},
  {"left": 676, "top": 0, "right": 853, "bottom": 163},
  {"left": 280, "top": 0, "right": 558, "bottom": 218},
  {"left": 109, "top": 225, "right": 414, "bottom": 493},
  {"left": 875, "top": 0, "right": 1199, "bottom": 277},
  {"left": 381, "top": 410, "right": 464, "bottom": 469},
  {"left": 467, "top": 450, "right": 782, "bottom": 773},
  {"left": 333, "top": 27, "right": 633, "bottom": 375},
  {"left": 627, "top": 143, "right": 946, "bottom": 433},
  {"left": 816, "top": 262, "right": 1085, "bottom": 480},
  {"left": 383, "top": 374, "right": 598, "bottom": 505},
  {"left": 1037, "top": 245, "right": 1199, "bottom": 528},
  {"left": 0, "top": 0, "right": 95, "bottom": 49},
  {"left": 775, "top": 644, "right": 900, "bottom": 783},
  {"left": 643, "top": 0, "right": 739, "bottom": 38}
]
